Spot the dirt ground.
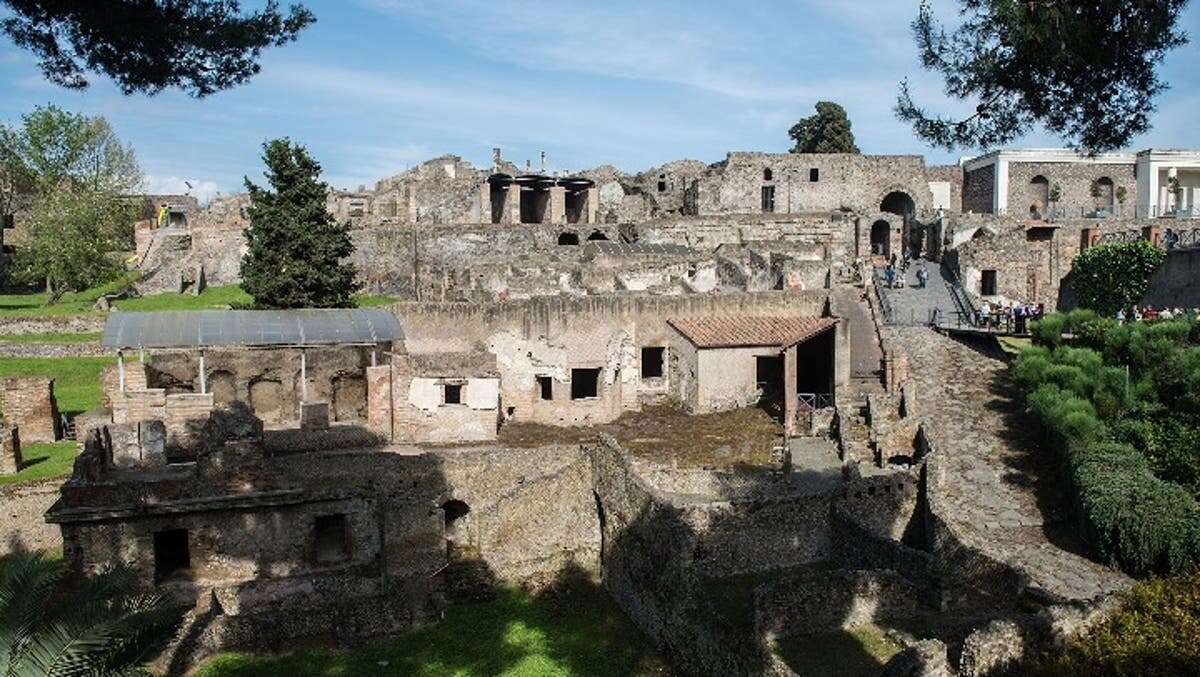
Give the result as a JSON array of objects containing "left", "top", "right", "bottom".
[{"left": 495, "top": 405, "right": 783, "bottom": 469}]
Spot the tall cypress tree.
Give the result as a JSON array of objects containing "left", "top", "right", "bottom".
[{"left": 240, "top": 139, "right": 359, "bottom": 308}]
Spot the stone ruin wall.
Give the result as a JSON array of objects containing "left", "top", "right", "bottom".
[
  {"left": 962, "top": 163, "right": 995, "bottom": 214},
  {"left": 0, "top": 377, "right": 60, "bottom": 443},
  {"left": 695, "top": 153, "right": 935, "bottom": 217},
  {"left": 392, "top": 291, "right": 829, "bottom": 427}
]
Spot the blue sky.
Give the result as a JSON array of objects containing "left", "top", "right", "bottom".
[{"left": 2, "top": 0, "right": 1198, "bottom": 203}]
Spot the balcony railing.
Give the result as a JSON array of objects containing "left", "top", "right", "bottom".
[{"left": 796, "top": 393, "right": 833, "bottom": 412}]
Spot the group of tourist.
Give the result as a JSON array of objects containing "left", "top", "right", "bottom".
[
  {"left": 976, "top": 300, "right": 1045, "bottom": 332},
  {"left": 883, "top": 249, "right": 928, "bottom": 289},
  {"left": 1116, "top": 306, "right": 1197, "bottom": 322}
]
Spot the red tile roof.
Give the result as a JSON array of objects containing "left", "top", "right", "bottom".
[{"left": 667, "top": 316, "right": 839, "bottom": 349}]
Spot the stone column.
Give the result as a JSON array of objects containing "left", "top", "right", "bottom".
[
  {"left": 549, "top": 186, "right": 567, "bottom": 225},
  {"left": 783, "top": 344, "right": 798, "bottom": 436}
]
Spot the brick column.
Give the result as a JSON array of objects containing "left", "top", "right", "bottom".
[
  {"left": 585, "top": 187, "right": 599, "bottom": 224},
  {"left": 478, "top": 183, "right": 491, "bottom": 224},
  {"left": 549, "top": 186, "right": 567, "bottom": 225},
  {"left": 366, "top": 365, "right": 393, "bottom": 441},
  {"left": 783, "top": 344, "right": 798, "bottom": 435},
  {"left": 506, "top": 184, "right": 522, "bottom": 224}
]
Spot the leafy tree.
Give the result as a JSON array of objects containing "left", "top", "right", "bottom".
[
  {"left": 1071, "top": 241, "right": 1167, "bottom": 317},
  {"left": 0, "top": 106, "right": 141, "bottom": 297},
  {"left": 788, "top": 101, "right": 859, "bottom": 154},
  {"left": 0, "top": 550, "right": 184, "bottom": 675},
  {"left": 241, "top": 139, "right": 359, "bottom": 309},
  {"left": 0, "top": 0, "right": 314, "bottom": 97},
  {"left": 9, "top": 188, "right": 133, "bottom": 297},
  {"left": 896, "top": 0, "right": 1190, "bottom": 152}
]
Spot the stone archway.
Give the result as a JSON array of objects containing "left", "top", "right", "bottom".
[
  {"left": 880, "top": 191, "right": 916, "bottom": 220},
  {"left": 586, "top": 230, "right": 609, "bottom": 241}
]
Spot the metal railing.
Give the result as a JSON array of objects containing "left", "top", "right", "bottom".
[
  {"left": 796, "top": 393, "right": 833, "bottom": 412},
  {"left": 872, "top": 269, "right": 896, "bottom": 325},
  {"left": 993, "top": 204, "right": 1200, "bottom": 220},
  {"left": 941, "top": 261, "right": 979, "bottom": 328}
]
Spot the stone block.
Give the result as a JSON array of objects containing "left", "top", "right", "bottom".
[
  {"left": 108, "top": 423, "right": 142, "bottom": 469},
  {"left": 140, "top": 419, "right": 168, "bottom": 466},
  {"left": 0, "top": 426, "right": 21, "bottom": 475},
  {"left": 0, "top": 377, "right": 60, "bottom": 443},
  {"left": 300, "top": 401, "right": 330, "bottom": 430},
  {"left": 366, "top": 365, "right": 393, "bottom": 439}
]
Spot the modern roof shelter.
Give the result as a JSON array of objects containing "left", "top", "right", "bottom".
[
  {"left": 101, "top": 309, "right": 403, "bottom": 350},
  {"left": 667, "top": 315, "right": 845, "bottom": 436},
  {"left": 101, "top": 309, "right": 404, "bottom": 401},
  {"left": 667, "top": 316, "right": 838, "bottom": 349}
]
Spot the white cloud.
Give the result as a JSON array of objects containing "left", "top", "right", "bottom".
[{"left": 142, "top": 176, "right": 223, "bottom": 205}]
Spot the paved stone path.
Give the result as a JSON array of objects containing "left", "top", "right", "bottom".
[
  {"left": 893, "top": 326, "right": 1130, "bottom": 603},
  {"left": 877, "top": 262, "right": 961, "bottom": 327}
]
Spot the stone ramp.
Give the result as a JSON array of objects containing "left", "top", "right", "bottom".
[
  {"left": 893, "top": 326, "right": 1129, "bottom": 603},
  {"left": 877, "top": 262, "right": 961, "bottom": 327}
]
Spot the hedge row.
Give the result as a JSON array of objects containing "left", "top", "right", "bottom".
[{"left": 1020, "top": 365, "right": 1200, "bottom": 576}]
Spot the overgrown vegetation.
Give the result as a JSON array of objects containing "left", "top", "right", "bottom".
[
  {"left": 197, "top": 583, "right": 668, "bottom": 677},
  {"left": 1069, "top": 241, "right": 1167, "bottom": 317},
  {"left": 1013, "top": 310, "right": 1200, "bottom": 575},
  {"left": 0, "top": 550, "right": 184, "bottom": 675},
  {"left": 1037, "top": 574, "right": 1200, "bottom": 676}
]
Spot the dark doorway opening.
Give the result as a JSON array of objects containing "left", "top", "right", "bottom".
[
  {"left": 795, "top": 328, "right": 835, "bottom": 397},
  {"left": 537, "top": 375, "right": 553, "bottom": 400},
  {"left": 641, "top": 346, "right": 665, "bottom": 379},
  {"left": 981, "top": 269, "right": 998, "bottom": 296},
  {"left": 756, "top": 355, "right": 784, "bottom": 421},
  {"left": 314, "top": 514, "right": 349, "bottom": 563},
  {"left": 761, "top": 185, "right": 776, "bottom": 213},
  {"left": 880, "top": 191, "right": 915, "bottom": 221},
  {"left": 586, "top": 230, "right": 609, "bottom": 241},
  {"left": 520, "top": 186, "right": 550, "bottom": 223},
  {"left": 571, "top": 368, "right": 600, "bottom": 399},
  {"left": 558, "top": 231, "right": 579, "bottom": 245},
  {"left": 153, "top": 529, "right": 191, "bottom": 583},
  {"left": 870, "top": 220, "right": 891, "bottom": 257},
  {"left": 443, "top": 499, "right": 471, "bottom": 542}
]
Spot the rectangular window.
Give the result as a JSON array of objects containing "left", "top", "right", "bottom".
[
  {"left": 809, "top": 168, "right": 819, "bottom": 182},
  {"left": 657, "top": 180, "right": 666, "bottom": 193},
  {"left": 537, "top": 376, "right": 553, "bottom": 400},
  {"left": 314, "top": 514, "right": 349, "bottom": 564},
  {"left": 571, "top": 368, "right": 600, "bottom": 400},
  {"left": 761, "top": 185, "right": 776, "bottom": 213},
  {"left": 153, "top": 528, "right": 190, "bottom": 583},
  {"left": 444, "top": 383, "right": 462, "bottom": 405},
  {"left": 641, "top": 347, "right": 665, "bottom": 379},
  {"left": 981, "top": 270, "right": 998, "bottom": 296}
]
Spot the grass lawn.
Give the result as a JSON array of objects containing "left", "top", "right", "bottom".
[
  {"left": 997, "top": 336, "right": 1032, "bottom": 357},
  {"left": 196, "top": 586, "right": 669, "bottom": 677},
  {"left": 774, "top": 625, "right": 904, "bottom": 677},
  {"left": 0, "top": 278, "right": 396, "bottom": 318},
  {"left": 0, "top": 356, "right": 113, "bottom": 414},
  {"left": 0, "top": 332, "right": 102, "bottom": 344},
  {"left": 0, "top": 441, "right": 75, "bottom": 486}
]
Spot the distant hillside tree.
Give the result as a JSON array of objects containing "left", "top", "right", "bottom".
[
  {"left": 896, "top": 0, "right": 1189, "bottom": 152},
  {"left": 241, "top": 139, "right": 359, "bottom": 309},
  {"left": 789, "top": 102, "right": 859, "bottom": 154},
  {"left": 0, "top": 0, "right": 314, "bottom": 96}
]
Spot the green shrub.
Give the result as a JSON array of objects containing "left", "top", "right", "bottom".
[
  {"left": 1071, "top": 443, "right": 1200, "bottom": 575},
  {"left": 1070, "top": 241, "right": 1167, "bottom": 316},
  {"left": 1031, "top": 313, "right": 1067, "bottom": 347},
  {"left": 1038, "top": 574, "right": 1200, "bottom": 676}
]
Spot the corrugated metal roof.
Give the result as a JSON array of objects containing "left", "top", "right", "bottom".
[
  {"left": 101, "top": 309, "right": 403, "bottom": 350},
  {"left": 667, "top": 316, "right": 838, "bottom": 349},
  {"left": 583, "top": 241, "right": 695, "bottom": 258}
]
